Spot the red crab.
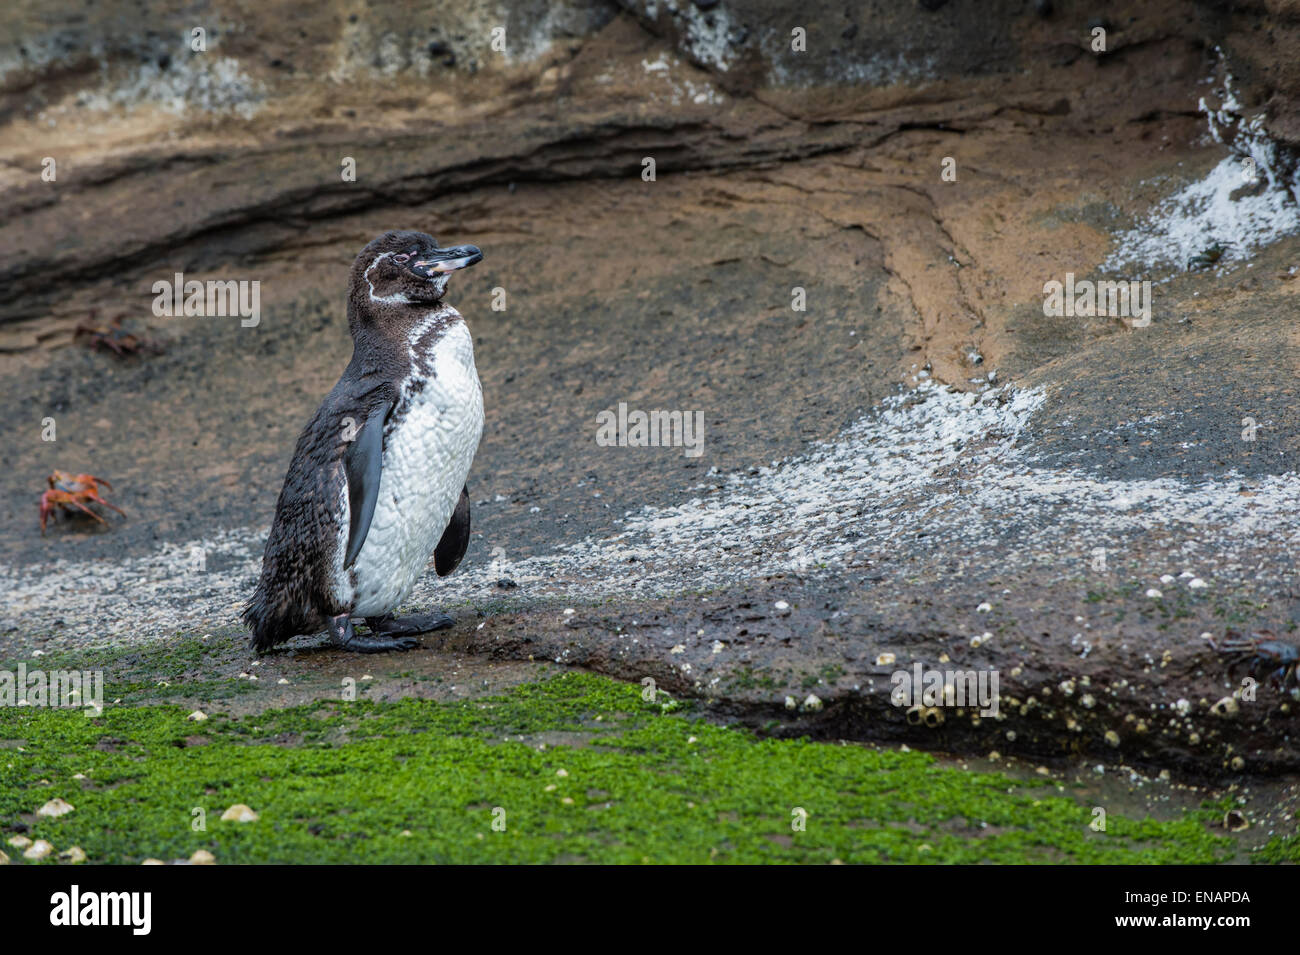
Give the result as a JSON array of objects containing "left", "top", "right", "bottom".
[{"left": 39, "top": 471, "right": 125, "bottom": 534}]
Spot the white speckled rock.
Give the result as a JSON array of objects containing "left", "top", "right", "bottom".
[
  {"left": 37, "top": 797, "right": 75, "bottom": 818},
  {"left": 220, "top": 804, "right": 259, "bottom": 823}
]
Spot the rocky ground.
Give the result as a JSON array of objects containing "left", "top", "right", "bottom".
[{"left": 1, "top": 0, "right": 1299, "bottom": 862}]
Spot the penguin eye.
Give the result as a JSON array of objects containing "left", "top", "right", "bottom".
[{"left": 393, "top": 253, "right": 410, "bottom": 263}]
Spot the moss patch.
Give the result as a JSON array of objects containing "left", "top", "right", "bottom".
[
  {"left": 1255, "top": 828, "right": 1300, "bottom": 864},
  {"left": 0, "top": 672, "right": 1236, "bottom": 864},
  {"left": 1, "top": 634, "right": 257, "bottom": 706}
]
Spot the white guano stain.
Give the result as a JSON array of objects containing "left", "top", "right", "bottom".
[
  {"left": 1103, "top": 67, "right": 1300, "bottom": 278},
  {"left": 3, "top": 382, "right": 1297, "bottom": 648}
]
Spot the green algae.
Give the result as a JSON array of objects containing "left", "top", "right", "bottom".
[
  {"left": 1254, "top": 813, "right": 1300, "bottom": 864},
  {"left": 0, "top": 634, "right": 256, "bottom": 706},
  {"left": 0, "top": 672, "right": 1235, "bottom": 864}
]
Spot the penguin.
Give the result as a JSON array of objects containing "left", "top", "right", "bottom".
[{"left": 243, "top": 230, "right": 484, "bottom": 653}]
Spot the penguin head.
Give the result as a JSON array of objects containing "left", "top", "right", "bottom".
[{"left": 351, "top": 230, "right": 482, "bottom": 308}]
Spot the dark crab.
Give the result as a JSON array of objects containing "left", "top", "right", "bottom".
[
  {"left": 74, "top": 311, "right": 163, "bottom": 357},
  {"left": 1186, "top": 242, "right": 1225, "bottom": 271},
  {"left": 1206, "top": 631, "right": 1299, "bottom": 691}
]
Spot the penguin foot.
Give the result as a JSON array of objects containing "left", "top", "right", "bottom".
[
  {"left": 364, "top": 612, "right": 454, "bottom": 635},
  {"left": 328, "top": 614, "right": 420, "bottom": 653}
]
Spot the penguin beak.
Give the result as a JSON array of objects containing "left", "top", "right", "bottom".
[{"left": 410, "top": 245, "right": 483, "bottom": 277}]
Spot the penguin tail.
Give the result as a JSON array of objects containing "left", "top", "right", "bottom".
[{"left": 241, "top": 584, "right": 301, "bottom": 653}]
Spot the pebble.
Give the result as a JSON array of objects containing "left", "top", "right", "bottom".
[
  {"left": 1189, "top": 578, "right": 1207, "bottom": 589},
  {"left": 37, "top": 797, "right": 75, "bottom": 818},
  {"left": 220, "top": 804, "right": 259, "bottom": 823},
  {"left": 189, "top": 850, "right": 216, "bottom": 865},
  {"left": 24, "top": 840, "right": 54, "bottom": 860},
  {"left": 1145, "top": 588, "right": 1162, "bottom": 598},
  {"left": 784, "top": 695, "right": 797, "bottom": 710},
  {"left": 803, "top": 694, "right": 823, "bottom": 712},
  {"left": 976, "top": 602, "right": 992, "bottom": 613},
  {"left": 1211, "top": 696, "right": 1239, "bottom": 717},
  {"left": 59, "top": 846, "right": 87, "bottom": 864},
  {"left": 141, "top": 858, "right": 165, "bottom": 865},
  {"left": 0, "top": 849, "right": 7, "bottom": 864},
  {"left": 773, "top": 600, "right": 791, "bottom": 615},
  {"left": 187, "top": 710, "right": 207, "bottom": 722},
  {"left": 875, "top": 652, "right": 896, "bottom": 666},
  {"left": 8, "top": 835, "right": 32, "bottom": 849}
]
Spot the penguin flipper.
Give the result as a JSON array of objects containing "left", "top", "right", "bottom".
[
  {"left": 434, "top": 485, "right": 471, "bottom": 576},
  {"left": 343, "top": 403, "right": 390, "bottom": 569}
]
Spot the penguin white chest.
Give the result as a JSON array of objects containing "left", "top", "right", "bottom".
[{"left": 346, "top": 318, "right": 483, "bottom": 616}]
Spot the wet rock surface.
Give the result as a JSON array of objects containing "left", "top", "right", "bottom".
[{"left": 0, "top": 0, "right": 1298, "bottom": 782}]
